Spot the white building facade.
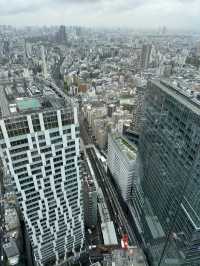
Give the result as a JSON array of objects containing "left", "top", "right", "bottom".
[
  {"left": 107, "top": 133, "right": 138, "bottom": 202},
  {"left": 0, "top": 94, "right": 84, "bottom": 265}
]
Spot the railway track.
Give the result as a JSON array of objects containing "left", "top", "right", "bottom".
[{"left": 86, "top": 147, "right": 137, "bottom": 246}]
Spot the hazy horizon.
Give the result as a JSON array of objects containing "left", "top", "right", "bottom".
[{"left": 0, "top": 0, "right": 199, "bottom": 31}]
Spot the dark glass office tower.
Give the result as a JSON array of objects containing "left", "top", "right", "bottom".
[{"left": 139, "top": 79, "right": 200, "bottom": 266}]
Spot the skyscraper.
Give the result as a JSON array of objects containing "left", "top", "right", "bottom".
[
  {"left": 124, "top": 86, "right": 146, "bottom": 145},
  {"left": 139, "top": 79, "right": 200, "bottom": 265},
  {"left": 41, "top": 46, "right": 48, "bottom": 79},
  {"left": 83, "top": 175, "right": 97, "bottom": 228},
  {"left": 3, "top": 39, "right": 10, "bottom": 56},
  {"left": 57, "top": 25, "right": 67, "bottom": 44},
  {"left": 0, "top": 80, "right": 84, "bottom": 266},
  {"left": 131, "top": 86, "right": 146, "bottom": 135},
  {"left": 140, "top": 44, "right": 152, "bottom": 69}
]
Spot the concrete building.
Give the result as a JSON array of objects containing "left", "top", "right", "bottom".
[
  {"left": 41, "top": 46, "right": 48, "bottom": 79},
  {"left": 103, "top": 248, "right": 147, "bottom": 266},
  {"left": 93, "top": 119, "right": 109, "bottom": 150},
  {"left": 0, "top": 79, "right": 84, "bottom": 266},
  {"left": 140, "top": 44, "right": 152, "bottom": 69},
  {"left": 131, "top": 86, "right": 146, "bottom": 135},
  {"left": 112, "top": 109, "right": 132, "bottom": 125},
  {"left": 96, "top": 128, "right": 108, "bottom": 150},
  {"left": 3, "top": 239, "right": 20, "bottom": 266},
  {"left": 84, "top": 175, "right": 97, "bottom": 228},
  {"left": 97, "top": 188, "right": 118, "bottom": 246},
  {"left": 101, "top": 221, "right": 118, "bottom": 246},
  {"left": 5, "top": 207, "right": 20, "bottom": 232},
  {"left": 139, "top": 79, "right": 200, "bottom": 265},
  {"left": 107, "top": 104, "right": 116, "bottom": 118},
  {"left": 107, "top": 133, "right": 138, "bottom": 201},
  {"left": 123, "top": 86, "right": 146, "bottom": 144}
]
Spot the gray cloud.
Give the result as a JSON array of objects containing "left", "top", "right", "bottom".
[
  {"left": 0, "top": 0, "right": 102, "bottom": 16},
  {"left": 56, "top": 0, "right": 100, "bottom": 3},
  {"left": 0, "top": 0, "right": 49, "bottom": 15},
  {"left": 0, "top": 0, "right": 199, "bottom": 30},
  {"left": 0, "top": 0, "right": 147, "bottom": 15}
]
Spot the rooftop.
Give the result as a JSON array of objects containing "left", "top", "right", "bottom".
[
  {"left": 17, "top": 98, "right": 41, "bottom": 111},
  {"left": 103, "top": 248, "right": 147, "bottom": 266},
  {"left": 101, "top": 221, "right": 118, "bottom": 246},
  {"left": 0, "top": 78, "right": 72, "bottom": 118},
  {"left": 3, "top": 239, "right": 19, "bottom": 258},
  {"left": 111, "top": 133, "right": 137, "bottom": 161},
  {"left": 153, "top": 79, "right": 200, "bottom": 116},
  {"left": 84, "top": 175, "right": 96, "bottom": 192},
  {"left": 120, "top": 96, "right": 135, "bottom": 106}
]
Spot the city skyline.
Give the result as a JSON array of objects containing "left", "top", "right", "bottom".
[
  {"left": 0, "top": 0, "right": 199, "bottom": 31},
  {"left": 0, "top": 11, "right": 200, "bottom": 266}
]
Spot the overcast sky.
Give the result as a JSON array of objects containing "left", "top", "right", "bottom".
[{"left": 0, "top": 0, "right": 199, "bottom": 30}]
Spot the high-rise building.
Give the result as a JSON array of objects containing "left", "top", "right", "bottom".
[
  {"left": 57, "top": 25, "right": 67, "bottom": 44},
  {"left": 0, "top": 80, "right": 84, "bottom": 266},
  {"left": 41, "top": 46, "right": 48, "bottom": 79},
  {"left": 139, "top": 79, "right": 200, "bottom": 265},
  {"left": 107, "top": 133, "right": 138, "bottom": 202},
  {"left": 79, "top": 147, "right": 97, "bottom": 229},
  {"left": 83, "top": 175, "right": 97, "bottom": 228},
  {"left": 3, "top": 39, "right": 10, "bottom": 56},
  {"left": 131, "top": 86, "right": 146, "bottom": 134},
  {"left": 25, "top": 42, "right": 32, "bottom": 58},
  {"left": 123, "top": 86, "right": 146, "bottom": 145},
  {"left": 140, "top": 44, "right": 152, "bottom": 69}
]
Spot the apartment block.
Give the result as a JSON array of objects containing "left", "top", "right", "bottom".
[{"left": 0, "top": 80, "right": 84, "bottom": 266}]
